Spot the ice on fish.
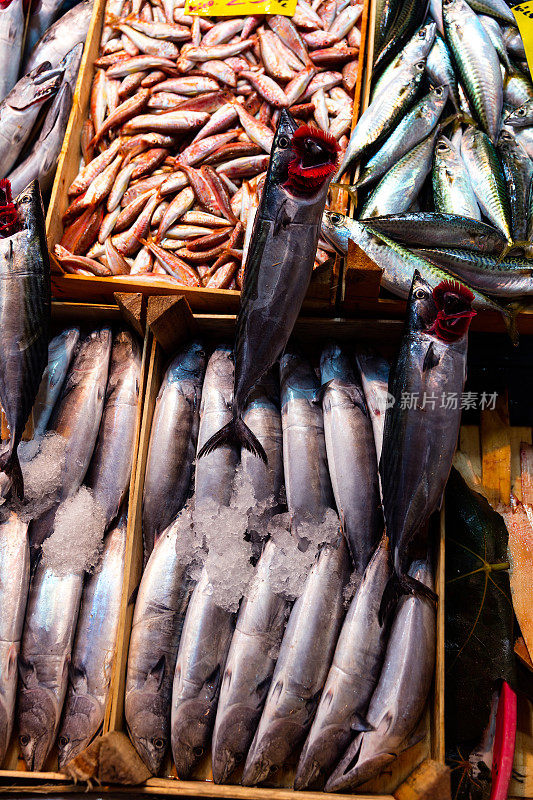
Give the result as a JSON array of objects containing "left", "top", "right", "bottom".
[{"left": 41, "top": 487, "right": 106, "bottom": 575}]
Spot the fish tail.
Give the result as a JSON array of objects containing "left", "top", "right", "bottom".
[
  {"left": 197, "top": 416, "right": 267, "bottom": 462},
  {"left": 501, "top": 303, "right": 521, "bottom": 347},
  {"left": 378, "top": 572, "right": 437, "bottom": 624},
  {"left": 0, "top": 443, "right": 23, "bottom": 500}
]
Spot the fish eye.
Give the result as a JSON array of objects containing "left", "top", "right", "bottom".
[
  {"left": 329, "top": 212, "right": 343, "bottom": 226},
  {"left": 414, "top": 288, "right": 429, "bottom": 300},
  {"left": 234, "top": 752, "right": 244, "bottom": 764},
  {"left": 19, "top": 734, "right": 30, "bottom": 747},
  {"left": 416, "top": 61, "right": 425, "bottom": 70},
  {"left": 269, "top": 764, "right": 279, "bottom": 774},
  {"left": 278, "top": 135, "right": 290, "bottom": 148},
  {"left": 518, "top": 108, "right": 526, "bottom": 115},
  {"left": 58, "top": 736, "right": 69, "bottom": 748},
  {"left": 152, "top": 737, "right": 166, "bottom": 750},
  {"left": 434, "top": 86, "right": 443, "bottom": 96},
  {"left": 193, "top": 746, "right": 204, "bottom": 757},
  {"left": 436, "top": 142, "right": 448, "bottom": 151}
]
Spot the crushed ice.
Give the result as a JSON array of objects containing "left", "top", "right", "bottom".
[
  {"left": 42, "top": 486, "right": 106, "bottom": 575},
  {"left": 3, "top": 433, "right": 67, "bottom": 521}
]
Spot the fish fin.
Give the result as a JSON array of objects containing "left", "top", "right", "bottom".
[
  {"left": 314, "top": 380, "right": 332, "bottom": 403},
  {"left": 501, "top": 303, "right": 522, "bottom": 347},
  {"left": 69, "top": 663, "right": 88, "bottom": 693},
  {"left": 379, "top": 572, "right": 437, "bottom": 624},
  {"left": 197, "top": 417, "right": 267, "bottom": 462},
  {"left": 204, "top": 664, "right": 223, "bottom": 700},
  {"left": 350, "top": 713, "right": 373, "bottom": 733},
  {"left": 422, "top": 341, "right": 440, "bottom": 372},
  {"left": 7, "top": 644, "right": 18, "bottom": 679},
  {"left": 145, "top": 655, "right": 166, "bottom": 692},
  {"left": 304, "top": 689, "right": 322, "bottom": 721},
  {"left": 0, "top": 444, "right": 23, "bottom": 500},
  {"left": 18, "top": 656, "right": 39, "bottom": 688}
]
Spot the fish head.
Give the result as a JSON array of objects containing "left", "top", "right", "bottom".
[
  {"left": 406, "top": 21, "right": 437, "bottom": 59},
  {"left": 15, "top": 180, "right": 45, "bottom": 232},
  {"left": 408, "top": 271, "right": 475, "bottom": 343},
  {"left": 283, "top": 124, "right": 339, "bottom": 198},
  {"left": 171, "top": 698, "right": 213, "bottom": 777},
  {"left": 324, "top": 732, "right": 396, "bottom": 792},
  {"left": 59, "top": 43, "right": 84, "bottom": 87},
  {"left": 280, "top": 349, "right": 318, "bottom": 404},
  {"left": 8, "top": 63, "right": 62, "bottom": 111},
  {"left": 434, "top": 134, "right": 458, "bottom": 165},
  {"left": 321, "top": 210, "right": 351, "bottom": 254},
  {"left": 57, "top": 693, "right": 102, "bottom": 767},
  {"left": 212, "top": 704, "right": 263, "bottom": 784},
  {"left": 125, "top": 687, "right": 169, "bottom": 775},
  {"left": 294, "top": 720, "right": 354, "bottom": 790},
  {"left": 17, "top": 671, "right": 58, "bottom": 771},
  {"left": 428, "top": 83, "right": 449, "bottom": 111},
  {"left": 241, "top": 718, "right": 298, "bottom": 787},
  {"left": 266, "top": 109, "right": 298, "bottom": 188}
]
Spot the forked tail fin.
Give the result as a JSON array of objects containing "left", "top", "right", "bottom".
[
  {"left": 0, "top": 442, "right": 23, "bottom": 500},
  {"left": 378, "top": 572, "right": 437, "bottom": 625},
  {"left": 197, "top": 416, "right": 267, "bottom": 462}
]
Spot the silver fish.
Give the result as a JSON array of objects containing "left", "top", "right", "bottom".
[
  {"left": 0, "top": 65, "right": 63, "bottom": 179},
  {"left": 426, "top": 32, "right": 459, "bottom": 109},
  {"left": 294, "top": 536, "right": 392, "bottom": 790},
  {"left": 0, "top": 513, "right": 29, "bottom": 766},
  {"left": 85, "top": 330, "right": 141, "bottom": 531},
  {"left": 371, "top": 23, "right": 437, "bottom": 101},
  {"left": 241, "top": 535, "right": 350, "bottom": 786},
  {"left": 171, "top": 566, "right": 235, "bottom": 778},
  {"left": 125, "top": 520, "right": 194, "bottom": 774},
  {"left": 354, "top": 352, "right": 390, "bottom": 464},
  {"left": 8, "top": 44, "right": 83, "bottom": 198},
  {"left": 360, "top": 130, "right": 439, "bottom": 218},
  {"left": 142, "top": 341, "right": 205, "bottom": 562},
  {"left": 49, "top": 328, "right": 112, "bottom": 503},
  {"left": 326, "top": 558, "right": 436, "bottom": 792},
  {"left": 17, "top": 560, "right": 84, "bottom": 771},
  {"left": 57, "top": 514, "right": 127, "bottom": 766},
  {"left": 25, "top": 0, "right": 67, "bottom": 63},
  {"left": 24, "top": 0, "right": 93, "bottom": 72},
  {"left": 32, "top": 329, "right": 79, "bottom": 441},
  {"left": 320, "top": 343, "right": 383, "bottom": 573},
  {"left": 0, "top": 0, "right": 25, "bottom": 104}
]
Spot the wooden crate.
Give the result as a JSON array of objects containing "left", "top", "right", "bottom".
[
  {"left": 45, "top": 0, "right": 372, "bottom": 313},
  {"left": 0, "top": 299, "right": 151, "bottom": 782},
  {"left": 0, "top": 297, "right": 446, "bottom": 799}
]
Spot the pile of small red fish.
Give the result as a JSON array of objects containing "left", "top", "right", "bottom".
[{"left": 55, "top": 0, "right": 361, "bottom": 289}]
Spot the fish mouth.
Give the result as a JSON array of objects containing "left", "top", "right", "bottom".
[
  {"left": 212, "top": 745, "right": 238, "bottom": 784},
  {"left": 324, "top": 747, "right": 396, "bottom": 792},
  {"left": 293, "top": 756, "right": 321, "bottom": 791},
  {"left": 427, "top": 279, "right": 476, "bottom": 342},
  {"left": 0, "top": 180, "right": 21, "bottom": 238},
  {"left": 284, "top": 125, "right": 340, "bottom": 197}
]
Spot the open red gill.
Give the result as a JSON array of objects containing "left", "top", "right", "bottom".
[{"left": 285, "top": 125, "right": 340, "bottom": 196}]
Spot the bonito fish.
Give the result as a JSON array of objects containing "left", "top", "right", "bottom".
[
  {"left": 32, "top": 329, "right": 79, "bottom": 441},
  {"left": 0, "top": 180, "right": 50, "bottom": 498},
  {"left": 17, "top": 560, "right": 84, "bottom": 771},
  {"left": 198, "top": 113, "right": 339, "bottom": 463},
  {"left": 326, "top": 558, "right": 436, "bottom": 792},
  {"left": 125, "top": 520, "right": 194, "bottom": 774},
  {"left": 0, "top": 513, "right": 29, "bottom": 766},
  {"left": 57, "top": 513, "right": 127, "bottom": 766},
  {"left": 379, "top": 271, "right": 474, "bottom": 616},
  {"left": 142, "top": 341, "right": 205, "bottom": 561},
  {"left": 320, "top": 343, "right": 383, "bottom": 573},
  {"left": 85, "top": 330, "right": 141, "bottom": 530},
  {"left": 25, "top": 0, "right": 94, "bottom": 72}
]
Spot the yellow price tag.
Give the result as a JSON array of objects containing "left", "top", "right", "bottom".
[
  {"left": 184, "top": 0, "right": 296, "bottom": 17},
  {"left": 512, "top": 3, "right": 533, "bottom": 74}
]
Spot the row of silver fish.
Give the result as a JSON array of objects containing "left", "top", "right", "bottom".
[
  {"left": 0, "top": 2, "right": 92, "bottom": 195},
  {"left": 55, "top": 0, "right": 361, "bottom": 288},
  {"left": 331, "top": 0, "right": 533, "bottom": 305},
  {"left": 125, "top": 337, "right": 436, "bottom": 792},
  {"left": 0, "top": 324, "right": 141, "bottom": 771}
]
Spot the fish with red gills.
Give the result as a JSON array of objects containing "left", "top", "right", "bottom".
[
  {"left": 378, "top": 270, "right": 475, "bottom": 619},
  {"left": 198, "top": 111, "right": 339, "bottom": 463}
]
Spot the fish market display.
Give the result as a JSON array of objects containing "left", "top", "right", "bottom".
[
  {"left": 198, "top": 113, "right": 339, "bottom": 461},
  {"left": 0, "top": 180, "right": 50, "bottom": 499},
  {"left": 379, "top": 271, "right": 474, "bottom": 615},
  {"left": 0, "top": 321, "right": 140, "bottom": 769},
  {"left": 142, "top": 341, "right": 205, "bottom": 561},
  {"left": 56, "top": 0, "right": 357, "bottom": 288},
  {"left": 329, "top": 0, "right": 533, "bottom": 302}
]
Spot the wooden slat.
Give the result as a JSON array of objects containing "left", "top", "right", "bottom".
[
  {"left": 520, "top": 442, "right": 533, "bottom": 506},
  {"left": 480, "top": 391, "right": 512, "bottom": 506}
]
